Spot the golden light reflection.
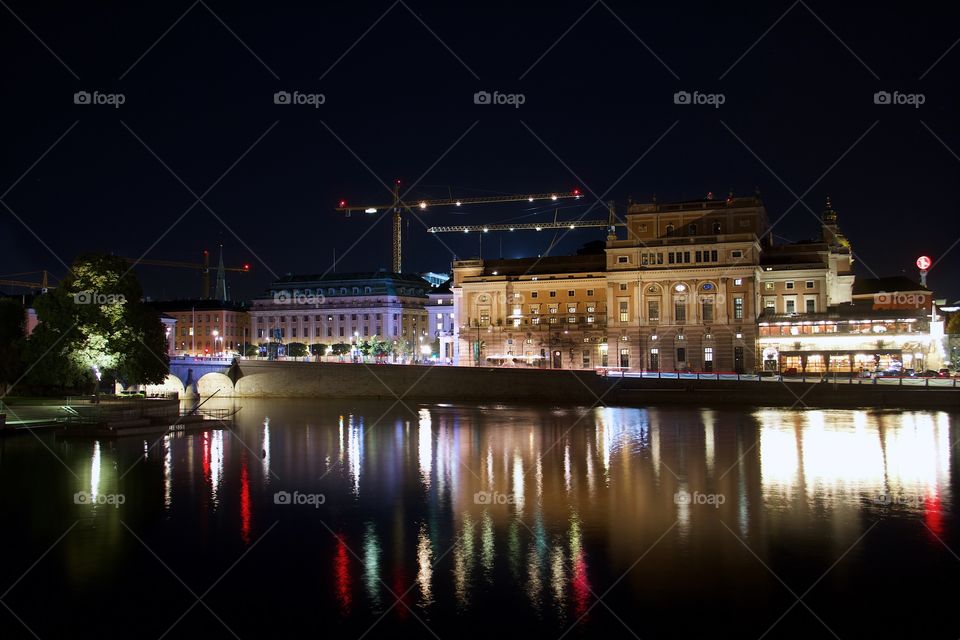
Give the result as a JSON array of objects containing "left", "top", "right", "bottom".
[{"left": 416, "top": 523, "right": 434, "bottom": 606}]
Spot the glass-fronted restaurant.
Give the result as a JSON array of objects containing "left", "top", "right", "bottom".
[{"left": 757, "top": 309, "right": 937, "bottom": 374}]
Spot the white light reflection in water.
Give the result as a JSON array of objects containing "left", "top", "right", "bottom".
[
  {"left": 550, "top": 544, "right": 566, "bottom": 617},
  {"left": 563, "top": 442, "right": 572, "bottom": 494},
  {"left": 418, "top": 409, "right": 432, "bottom": 490},
  {"left": 486, "top": 446, "right": 494, "bottom": 490},
  {"left": 480, "top": 511, "right": 494, "bottom": 583},
  {"left": 758, "top": 409, "right": 952, "bottom": 511},
  {"left": 416, "top": 523, "right": 434, "bottom": 606},
  {"left": 162, "top": 435, "right": 172, "bottom": 509},
  {"left": 348, "top": 416, "right": 363, "bottom": 496},
  {"left": 512, "top": 450, "right": 525, "bottom": 514},
  {"left": 702, "top": 409, "right": 716, "bottom": 476},
  {"left": 90, "top": 440, "right": 102, "bottom": 502},
  {"left": 209, "top": 430, "right": 224, "bottom": 507},
  {"left": 452, "top": 513, "right": 475, "bottom": 608},
  {"left": 261, "top": 417, "right": 271, "bottom": 485},
  {"left": 362, "top": 522, "right": 381, "bottom": 609}
]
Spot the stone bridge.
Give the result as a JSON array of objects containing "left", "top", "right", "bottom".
[{"left": 146, "top": 357, "right": 237, "bottom": 398}]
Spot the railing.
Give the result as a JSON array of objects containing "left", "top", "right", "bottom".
[{"left": 594, "top": 368, "right": 959, "bottom": 388}]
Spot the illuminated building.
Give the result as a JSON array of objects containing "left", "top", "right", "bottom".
[
  {"left": 152, "top": 299, "right": 249, "bottom": 356},
  {"left": 247, "top": 271, "right": 430, "bottom": 353}
]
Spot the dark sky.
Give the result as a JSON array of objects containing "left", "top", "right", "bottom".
[{"left": 2, "top": 1, "right": 959, "bottom": 302}]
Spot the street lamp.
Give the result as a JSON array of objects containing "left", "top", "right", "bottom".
[{"left": 212, "top": 329, "right": 221, "bottom": 357}]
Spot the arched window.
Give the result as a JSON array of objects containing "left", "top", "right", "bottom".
[
  {"left": 688, "top": 223, "right": 697, "bottom": 235},
  {"left": 712, "top": 221, "right": 722, "bottom": 233},
  {"left": 665, "top": 224, "right": 674, "bottom": 236}
]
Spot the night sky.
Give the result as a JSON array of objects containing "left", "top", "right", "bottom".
[{"left": 2, "top": 1, "right": 959, "bottom": 302}]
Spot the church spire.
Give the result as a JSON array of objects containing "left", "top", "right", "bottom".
[{"left": 214, "top": 244, "right": 228, "bottom": 302}]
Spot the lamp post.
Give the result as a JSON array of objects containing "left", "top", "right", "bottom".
[{"left": 212, "top": 329, "right": 221, "bottom": 357}]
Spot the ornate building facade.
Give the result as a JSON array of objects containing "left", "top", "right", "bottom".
[{"left": 452, "top": 195, "right": 861, "bottom": 373}]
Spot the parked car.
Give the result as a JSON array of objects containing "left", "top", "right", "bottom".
[
  {"left": 902, "top": 369, "right": 917, "bottom": 377},
  {"left": 921, "top": 370, "right": 940, "bottom": 377},
  {"left": 938, "top": 368, "right": 951, "bottom": 378}
]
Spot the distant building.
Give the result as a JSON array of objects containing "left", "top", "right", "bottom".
[
  {"left": 248, "top": 272, "right": 430, "bottom": 356},
  {"left": 151, "top": 300, "right": 250, "bottom": 356}
]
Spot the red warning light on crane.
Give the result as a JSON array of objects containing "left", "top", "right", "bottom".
[
  {"left": 338, "top": 200, "right": 347, "bottom": 208},
  {"left": 916, "top": 255, "right": 932, "bottom": 270}
]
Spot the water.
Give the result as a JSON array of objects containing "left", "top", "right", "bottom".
[{"left": 0, "top": 400, "right": 957, "bottom": 639}]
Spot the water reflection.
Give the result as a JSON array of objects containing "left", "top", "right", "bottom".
[{"left": 48, "top": 400, "right": 956, "bottom": 634}]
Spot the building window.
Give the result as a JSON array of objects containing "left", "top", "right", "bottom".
[
  {"left": 549, "top": 317, "right": 558, "bottom": 324},
  {"left": 568, "top": 290, "right": 575, "bottom": 296},
  {"left": 619, "top": 301, "right": 629, "bottom": 323},
  {"left": 785, "top": 281, "right": 795, "bottom": 290},
  {"left": 531, "top": 291, "right": 538, "bottom": 298},
  {"left": 677, "top": 347, "right": 686, "bottom": 362},
  {"left": 532, "top": 318, "right": 540, "bottom": 325},
  {"left": 734, "top": 278, "right": 743, "bottom": 286},
  {"left": 327, "top": 327, "right": 333, "bottom": 337},
  {"left": 734, "top": 297, "right": 744, "bottom": 319},
  {"left": 688, "top": 223, "right": 697, "bottom": 235},
  {"left": 619, "top": 283, "right": 628, "bottom": 291},
  {"left": 704, "top": 347, "right": 713, "bottom": 362},
  {"left": 549, "top": 291, "right": 556, "bottom": 297},
  {"left": 674, "top": 299, "right": 686, "bottom": 324},
  {"left": 568, "top": 316, "right": 577, "bottom": 323},
  {"left": 702, "top": 299, "right": 714, "bottom": 323},
  {"left": 587, "top": 316, "right": 595, "bottom": 323},
  {"left": 586, "top": 289, "right": 594, "bottom": 296},
  {"left": 665, "top": 224, "right": 674, "bottom": 236},
  {"left": 806, "top": 298, "right": 816, "bottom": 313},
  {"left": 582, "top": 351, "right": 590, "bottom": 368},
  {"left": 785, "top": 299, "right": 796, "bottom": 314},
  {"left": 713, "top": 221, "right": 722, "bottom": 233},
  {"left": 731, "top": 250, "right": 743, "bottom": 259},
  {"left": 806, "top": 280, "right": 815, "bottom": 289},
  {"left": 617, "top": 256, "right": 629, "bottom": 264},
  {"left": 647, "top": 299, "right": 659, "bottom": 321},
  {"left": 567, "top": 305, "right": 577, "bottom": 313},
  {"left": 549, "top": 306, "right": 557, "bottom": 314},
  {"left": 530, "top": 305, "right": 540, "bottom": 313}
]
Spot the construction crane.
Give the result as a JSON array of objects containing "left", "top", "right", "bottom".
[
  {"left": 120, "top": 250, "right": 250, "bottom": 299},
  {"left": 428, "top": 200, "right": 622, "bottom": 233},
  {"left": 0, "top": 270, "right": 54, "bottom": 291},
  {"left": 335, "top": 182, "right": 586, "bottom": 273}
]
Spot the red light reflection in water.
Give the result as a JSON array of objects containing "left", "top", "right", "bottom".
[
  {"left": 572, "top": 550, "right": 590, "bottom": 618},
  {"left": 393, "top": 569, "right": 409, "bottom": 619},
  {"left": 335, "top": 535, "right": 352, "bottom": 614},
  {"left": 925, "top": 487, "right": 944, "bottom": 538},
  {"left": 239, "top": 453, "right": 251, "bottom": 545}
]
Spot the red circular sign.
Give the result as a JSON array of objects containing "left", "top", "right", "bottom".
[{"left": 916, "top": 256, "right": 932, "bottom": 270}]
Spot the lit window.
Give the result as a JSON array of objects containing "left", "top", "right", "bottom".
[{"left": 734, "top": 278, "right": 743, "bottom": 286}]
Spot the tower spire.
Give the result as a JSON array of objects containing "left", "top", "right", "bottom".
[{"left": 215, "top": 244, "right": 228, "bottom": 302}]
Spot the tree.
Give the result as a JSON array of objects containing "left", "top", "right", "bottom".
[
  {"left": 243, "top": 343, "right": 260, "bottom": 357},
  {"left": 287, "top": 342, "right": 308, "bottom": 358},
  {"left": 0, "top": 298, "right": 26, "bottom": 394},
  {"left": 310, "top": 343, "right": 327, "bottom": 358},
  {"left": 330, "top": 342, "right": 351, "bottom": 357},
  {"left": 947, "top": 314, "right": 960, "bottom": 335},
  {"left": 24, "top": 254, "right": 169, "bottom": 393}
]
